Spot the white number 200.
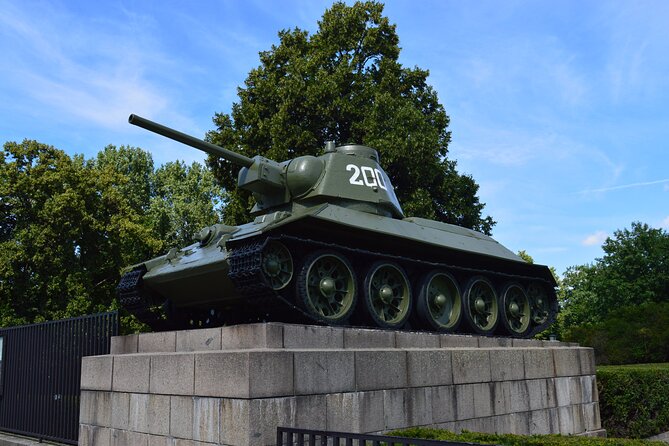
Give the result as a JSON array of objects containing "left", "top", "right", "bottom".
[{"left": 346, "top": 164, "right": 387, "bottom": 190}]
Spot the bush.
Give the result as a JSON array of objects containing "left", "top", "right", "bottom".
[
  {"left": 564, "top": 302, "right": 669, "bottom": 365},
  {"left": 390, "top": 427, "right": 665, "bottom": 445},
  {"left": 597, "top": 364, "right": 669, "bottom": 439}
]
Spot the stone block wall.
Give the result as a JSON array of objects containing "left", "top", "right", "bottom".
[{"left": 79, "top": 323, "right": 602, "bottom": 446}]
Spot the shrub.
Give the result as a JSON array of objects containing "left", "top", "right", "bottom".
[
  {"left": 597, "top": 364, "right": 669, "bottom": 439},
  {"left": 564, "top": 302, "right": 669, "bottom": 365}
]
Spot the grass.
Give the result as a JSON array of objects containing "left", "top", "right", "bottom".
[
  {"left": 597, "top": 363, "right": 669, "bottom": 372},
  {"left": 389, "top": 427, "right": 668, "bottom": 446}
]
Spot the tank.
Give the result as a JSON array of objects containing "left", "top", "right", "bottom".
[{"left": 118, "top": 114, "right": 558, "bottom": 337}]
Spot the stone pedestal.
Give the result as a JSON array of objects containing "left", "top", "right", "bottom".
[{"left": 78, "top": 323, "right": 603, "bottom": 446}]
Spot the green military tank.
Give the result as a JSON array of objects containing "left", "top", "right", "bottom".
[{"left": 118, "top": 114, "right": 557, "bottom": 337}]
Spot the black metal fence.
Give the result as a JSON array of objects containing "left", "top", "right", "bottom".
[
  {"left": 277, "top": 427, "right": 495, "bottom": 446},
  {"left": 0, "top": 312, "right": 118, "bottom": 444}
]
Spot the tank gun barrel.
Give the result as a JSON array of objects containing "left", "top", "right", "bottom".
[{"left": 128, "top": 114, "right": 254, "bottom": 168}]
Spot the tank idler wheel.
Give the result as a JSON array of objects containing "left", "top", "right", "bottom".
[
  {"left": 261, "top": 241, "right": 293, "bottom": 290},
  {"left": 363, "top": 262, "right": 412, "bottom": 329},
  {"left": 499, "top": 283, "right": 532, "bottom": 337},
  {"left": 527, "top": 282, "right": 550, "bottom": 325},
  {"left": 462, "top": 276, "right": 499, "bottom": 335},
  {"left": 416, "top": 270, "right": 462, "bottom": 332},
  {"left": 296, "top": 251, "right": 357, "bottom": 324}
]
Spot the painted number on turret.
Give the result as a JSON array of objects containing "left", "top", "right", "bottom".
[{"left": 346, "top": 164, "right": 387, "bottom": 190}]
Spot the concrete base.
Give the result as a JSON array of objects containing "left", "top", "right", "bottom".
[{"left": 79, "top": 323, "right": 602, "bottom": 446}]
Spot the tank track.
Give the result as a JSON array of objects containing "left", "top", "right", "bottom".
[
  {"left": 117, "top": 266, "right": 171, "bottom": 329},
  {"left": 118, "top": 233, "right": 557, "bottom": 336},
  {"left": 226, "top": 233, "right": 558, "bottom": 338}
]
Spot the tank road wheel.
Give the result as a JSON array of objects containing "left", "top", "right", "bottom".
[
  {"left": 296, "top": 251, "right": 357, "bottom": 324},
  {"left": 416, "top": 271, "right": 462, "bottom": 332},
  {"left": 499, "top": 283, "right": 532, "bottom": 337},
  {"left": 527, "top": 282, "right": 550, "bottom": 325},
  {"left": 261, "top": 241, "right": 293, "bottom": 290},
  {"left": 462, "top": 276, "right": 499, "bottom": 335},
  {"left": 363, "top": 262, "right": 412, "bottom": 329}
]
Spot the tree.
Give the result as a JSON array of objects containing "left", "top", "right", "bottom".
[
  {"left": 206, "top": 1, "right": 494, "bottom": 233},
  {"left": 560, "top": 222, "right": 669, "bottom": 331},
  {"left": 148, "top": 161, "right": 224, "bottom": 249},
  {"left": 0, "top": 140, "right": 159, "bottom": 325},
  {"left": 0, "top": 140, "right": 224, "bottom": 329}
]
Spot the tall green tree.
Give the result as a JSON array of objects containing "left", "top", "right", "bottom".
[
  {"left": 0, "top": 140, "right": 224, "bottom": 328},
  {"left": 0, "top": 140, "right": 159, "bottom": 325},
  {"left": 148, "top": 161, "right": 224, "bottom": 249},
  {"left": 560, "top": 222, "right": 669, "bottom": 330},
  {"left": 207, "top": 1, "right": 494, "bottom": 233}
]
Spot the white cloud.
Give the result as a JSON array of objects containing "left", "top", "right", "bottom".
[
  {"left": 0, "top": 2, "right": 176, "bottom": 130},
  {"left": 579, "top": 179, "right": 669, "bottom": 195},
  {"left": 662, "top": 217, "right": 669, "bottom": 229},
  {"left": 582, "top": 231, "right": 608, "bottom": 247}
]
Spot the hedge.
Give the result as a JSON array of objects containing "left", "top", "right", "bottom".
[
  {"left": 565, "top": 302, "right": 669, "bottom": 365},
  {"left": 597, "top": 363, "right": 669, "bottom": 438},
  {"left": 390, "top": 427, "right": 666, "bottom": 446}
]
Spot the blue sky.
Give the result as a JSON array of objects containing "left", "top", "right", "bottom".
[{"left": 1, "top": 0, "right": 668, "bottom": 275}]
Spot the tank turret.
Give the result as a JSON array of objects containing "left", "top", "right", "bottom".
[
  {"left": 129, "top": 114, "right": 403, "bottom": 218},
  {"left": 119, "top": 115, "right": 558, "bottom": 338}
]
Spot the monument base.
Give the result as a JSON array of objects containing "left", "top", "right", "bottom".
[{"left": 79, "top": 323, "right": 602, "bottom": 446}]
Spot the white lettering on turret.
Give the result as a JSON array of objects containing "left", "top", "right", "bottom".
[
  {"left": 347, "top": 164, "right": 388, "bottom": 191},
  {"left": 374, "top": 169, "right": 388, "bottom": 190},
  {"left": 346, "top": 164, "right": 364, "bottom": 185},
  {"left": 360, "top": 166, "right": 377, "bottom": 187}
]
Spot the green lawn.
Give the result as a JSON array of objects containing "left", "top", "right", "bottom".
[
  {"left": 597, "top": 363, "right": 669, "bottom": 372},
  {"left": 390, "top": 427, "right": 667, "bottom": 446}
]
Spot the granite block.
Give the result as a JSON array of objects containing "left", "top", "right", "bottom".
[
  {"left": 355, "top": 350, "right": 407, "bottom": 390},
  {"left": 553, "top": 348, "right": 581, "bottom": 377},
  {"left": 326, "top": 391, "right": 384, "bottom": 433},
  {"left": 138, "top": 331, "right": 176, "bottom": 353},
  {"left": 110, "top": 334, "right": 138, "bottom": 354},
  {"left": 395, "top": 331, "right": 440, "bottom": 348},
  {"left": 110, "top": 392, "right": 130, "bottom": 430},
  {"left": 193, "top": 397, "right": 220, "bottom": 443},
  {"left": 79, "top": 425, "right": 111, "bottom": 446},
  {"left": 431, "top": 385, "right": 457, "bottom": 424},
  {"left": 344, "top": 329, "right": 395, "bottom": 348},
  {"left": 293, "top": 350, "right": 355, "bottom": 395},
  {"left": 220, "top": 323, "right": 283, "bottom": 349},
  {"left": 170, "top": 395, "right": 194, "bottom": 439},
  {"left": 112, "top": 354, "right": 150, "bottom": 393},
  {"left": 79, "top": 390, "right": 111, "bottom": 426},
  {"left": 478, "top": 337, "right": 513, "bottom": 348},
  {"left": 150, "top": 353, "right": 195, "bottom": 395},
  {"left": 129, "top": 393, "right": 170, "bottom": 436},
  {"left": 407, "top": 349, "right": 452, "bottom": 387},
  {"left": 81, "top": 356, "right": 113, "bottom": 391},
  {"left": 440, "top": 334, "right": 479, "bottom": 348},
  {"left": 523, "top": 348, "right": 555, "bottom": 379},
  {"left": 194, "top": 351, "right": 293, "bottom": 398},
  {"left": 176, "top": 327, "right": 222, "bottom": 352},
  {"left": 489, "top": 348, "right": 525, "bottom": 381},
  {"left": 283, "top": 324, "right": 344, "bottom": 349},
  {"left": 111, "top": 429, "right": 149, "bottom": 446},
  {"left": 451, "top": 349, "right": 491, "bottom": 384}
]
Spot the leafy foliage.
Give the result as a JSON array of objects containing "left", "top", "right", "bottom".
[
  {"left": 597, "top": 363, "right": 669, "bottom": 438},
  {"left": 0, "top": 141, "right": 223, "bottom": 330},
  {"left": 566, "top": 302, "right": 669, "bottom": 365},
  {"left": 558, "top": 222, "right": 669, "bottom": 340},
  {"left": 206, "top": 1, "right": 494, "bottom": 233},
  {"left": 390, "top": 427, "right": 665, "bottom": 445}
]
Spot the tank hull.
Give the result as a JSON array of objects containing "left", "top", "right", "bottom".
[{"left": 120, "top": 204, "right": 557, "bottom": 337}]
